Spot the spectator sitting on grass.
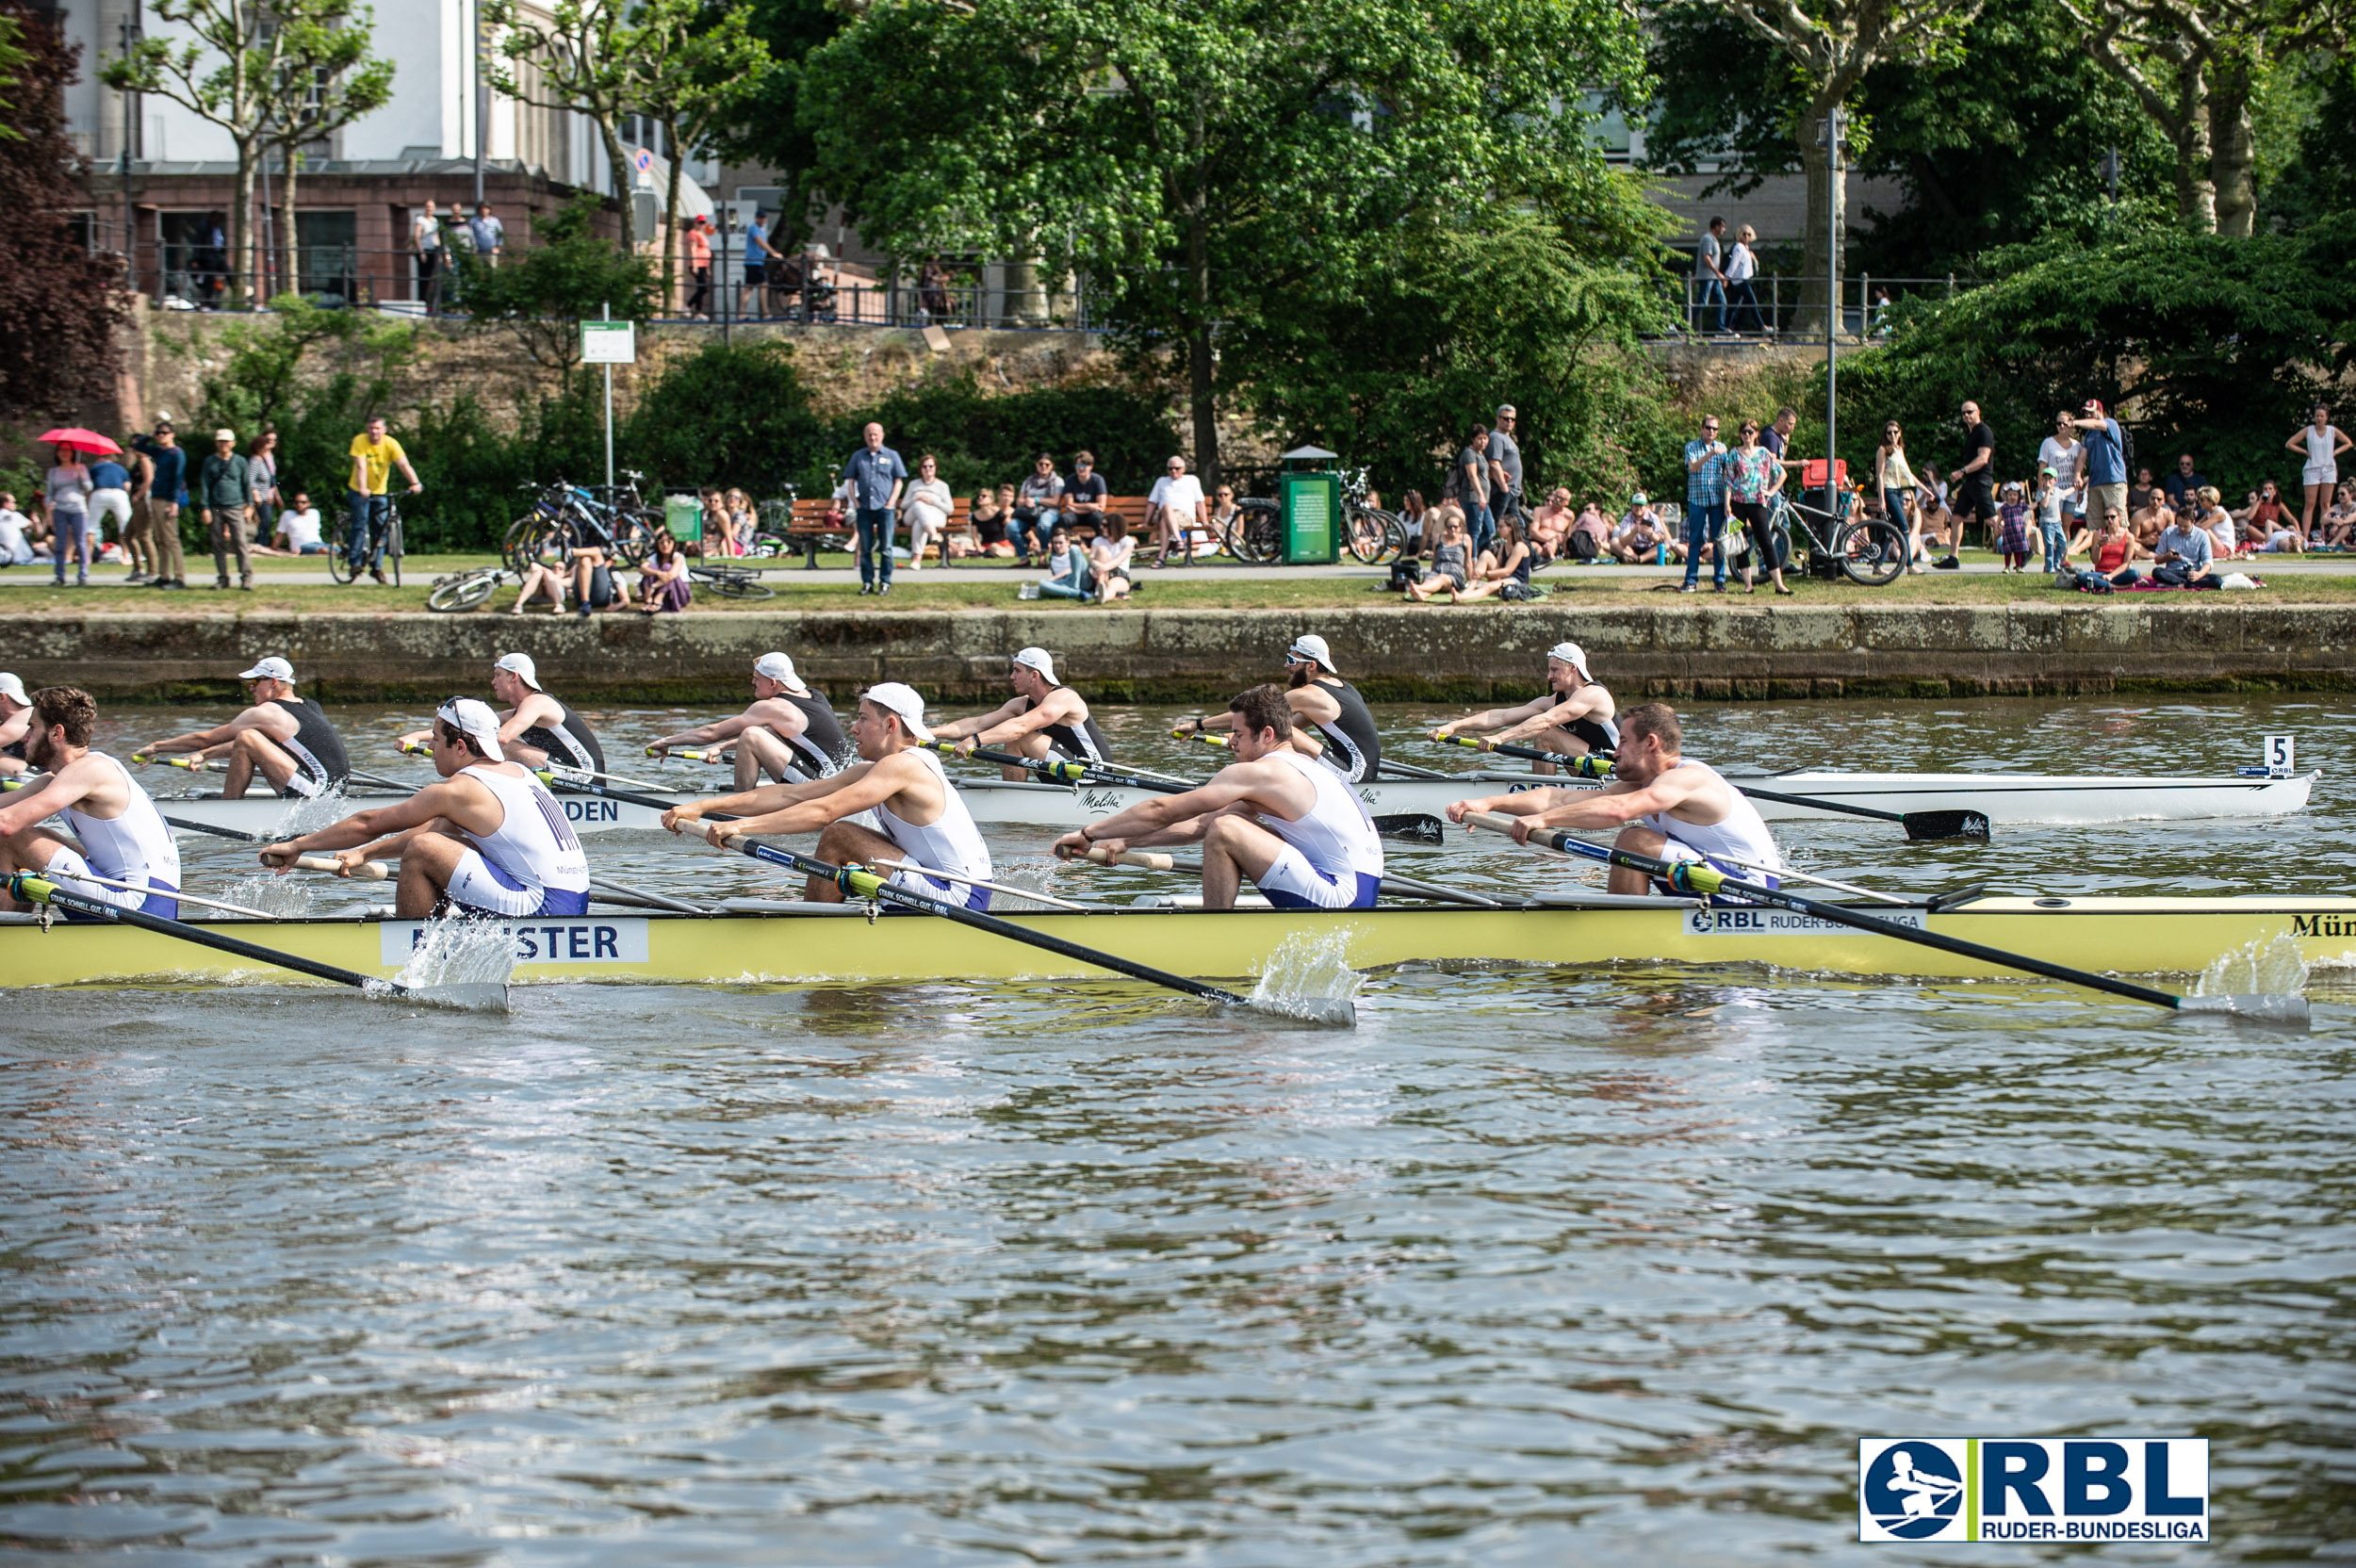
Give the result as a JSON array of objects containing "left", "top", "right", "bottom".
[
  {"left": 0, "top": 494, "right": 36, "bottom": 565},
  {"left": 1089, "top": 514, "right": 1136, "bottom": 603},
  {"left": 1612, "top": 496, "right": 1676, "bottom": 564},
  {"left": 1396, "top": 489, "right": 1429, "bottom": 550},
  {"left": 969, "top": 485, "right": 1015, "bottom": 557},
  {"left": 1403, "top": 508, "right": 1471, "bottom": 603},
  {"left": 1207, "top": 481, "right": 1243, "bottom": 551},
  {"left": 260, "top": 491, "right": 326, "bottom": 556},
  {"left": 636, "top": 529, "right": 693, "bottom": 613},
  {"left": 1453, "top": 515, "right": 1538, "bottom": 602},
  {"left": 1027, "top": 525, "right": 1093, "bottom": 601},
  {"left": 1565, "top": 499, "right": 1613, "bottom": 562},
  {"left": 1526, "top": 487, "right": 1572, "bottom": 562},
  {"left": 512, "top": 556, "right": 569, "bottom": 614},
  {"left": 2237, "top": 481, "right": 2291, "bottom": 551},
  {"left": 2323, "top": 482, "right": 2356, "bottom": 547},
  {"left": 2131, "top": 494, "right": 2171, "bottom": 550},
  {"left": 2088, "top": 510, "right": 2148, "bottom": 580}
]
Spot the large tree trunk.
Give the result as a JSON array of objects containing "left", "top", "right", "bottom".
[
  {"left": 660, "top": 120, "right": 683, "bottom": 312},
  {"left": 2207, "top": 56, "right": 2256, "bottom": 237},
  {"left": 1793, "top": 103, "right": 1844, "bottom": 336},
  {"left": 597, "top": 118, "right": 637, "bottom": 249},
  {"left": 2167, "top": 55, "right": 2217, "bottom": 232},
  {"left": 277, "top": 146, "right": 300, "bottom": 302},
  {"left": 1186, "top": 207, "right": 1218, "bottom": 490},
  {"left": 231, "top": 142, "right": 258, "bottom": 308}
]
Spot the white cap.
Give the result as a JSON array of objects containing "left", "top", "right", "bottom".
[
  {"left": 1011, "top": 646, "right": 1056, "bottom": 683},
  {"left": 435, "top": 695, "right": 506, "bottom": 760},
  {"left": 862, "top": 681, "right": 932, "bottom": 743},
  {"left": 1631, "top": 491, "right": 1648, "bottom": 505},
  {"left": 0, "top": 673, "right": 25, "bottom": 707},
  {"left": 494, "top": 651, "right": 543, "bottom": 691},
  {"left": 236, "top": 656, "right": 294, "bottom": 682},
  {"left": 1547, "top": 642, "right": 1593, "bottom": 680},
  {"left": 753, "top": 651, "right": 799, "bottom": 684},
  {"left": 1285, "top": 633, "right": 1334, "bottom": 671},
  {"left": 214, "top": 428, "right": 237, "bottom": 444}
]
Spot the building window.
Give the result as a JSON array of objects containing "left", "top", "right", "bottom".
[
  {"left": 159, "top": 211, "right": 228, "bottom": 307},
  {"left": 296, "top": 210, "right": 359, "bottom": 302}
]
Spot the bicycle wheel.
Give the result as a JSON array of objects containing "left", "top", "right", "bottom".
[
  {"left": 325, "top": 515, "right": 356, "bottom": 583},
  {"left": 428, "top": 573, "right": 499, "bottom": 612},
  {"left": 1229, "top": 500, "right": 1283, "bottom": 564},
  {"left": 1836, "top": 518, "right": 1909, "bottom": 586},
  {"left": 501, "top": 514, "right": 543, "bottom": 574},
  {"left": 519, "top": 518, "right": 576, "bottom": 572},
  {"left": 1344, "top": 505, "right": 1404, "bottom": 564},
  {"left": 608, "top": 511, "right": 654, "bottom": 567},
  {"left": 694, "top": 569, "right": 775, "bottom": 600},
  {"left": 384, "top": 509, "right": 403, "bottom": 587}
]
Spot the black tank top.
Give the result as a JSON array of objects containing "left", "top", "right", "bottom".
[
  {"left": 777, "top": 690, "right": 848, "bottom": 777},
  {"left": 266, "top": 696, "right": 350, "bottom": 784},
  {"left": 520, "top": 698, "right": 605, "bottom": 773},
  {"left": 1311, "top": 678, "right": 1383, "bottom": 782},
  {"left": 1554, "top": 690, "right": 1619, "bottom": 756},
  {"left": 1026, "top": 688, "right": 1109, "bottom": 763}
]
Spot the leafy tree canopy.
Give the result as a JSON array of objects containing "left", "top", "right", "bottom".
[{"left": 456, "top": 196, "right": 655, "bottom": 388}]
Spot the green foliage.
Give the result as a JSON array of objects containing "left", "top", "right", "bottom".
[
  {"left": 401, "top": 388, "right": 604, "bottom": 551},
  {"left": 821, "top": 375, "right": 1182, "bottom": 500},
  {"left": 623, "top": 340, "right": 829, "bottom": 495},
  {"left": 453, "top": 196, "right": 656, "bottom": 387},
  {"left": 189, "top": 297, "right": 417, "bottom": 520},
  {"left": 1832, "top": 219, "right": 2356, "bottom": 496},
  {"left": 2258, "top": 55, "right": 2356, "bottom": 233},
  {"left": 705, "top": 0, "right": 841, "bottom": 250}
]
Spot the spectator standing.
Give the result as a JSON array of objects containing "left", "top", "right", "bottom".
[
  {"left": 132, "top": 416, "right": 190, "bottom": 590},
  {"left": 901, "top": 454, "right": 954, "bottom": 568},
  {"left": 2037, "top": 411, "right": 2085, "bottom": 532},
  {"left": 1726, "top": 226, "right": 1761, "bottom": 334},
  {"left": 1064, "top": 451, "right": 1109, "bottom": 541},
  {"left": 1487, "top": 405, "right": 1525, "bottom": 533},
  {"left": 43, "top": 445, "right": 92, "bottom": 587},
  {"left": 1454, "top": 423, "right": 1494, "bottom": 559},
  {"left": 2069, "top": 399, "right": 2129, "bottom": 544},
  {"left": 273, "top": 491, "right": 325, "bottom": 555},
  {"left": 1680, "top": 414, "right": 1731, "bottom": 593},
  {"left": 86, "top": 447, "right": 132, "bottom": 570},
  {"left": 2287, "top": 403, "right": 2350, "bottom": 543},
  {"left": 345, "top": 415, "right": 420, "bottom": 585},
  {"left": 844, "top": 421, "right": 908, "bottom": 595},
  {"left": 411, "top": 201, "right": 445, "bottom": 314},
  {"left": 919, "top": 257, "right": 953, "bottom": 322},
  {"left": 246, "top": 432, "right": 280, "bottom": 546},
  {"left": 742, "top": 211, "right": 785, "bottom": 320},
  {"left": 468, "top": 202, "right": 504, "bottom": 266},
  {"left": 1995, "top": 482, "right": 2034, "bottom": 571},
  {"left": 1725, "top": 418, "right": 1790, "bottom": 594},
  {"left": 1693, "top": 217, "right": 1729, "bottom": 335},
  {"left": 1873, "top": 421, "right": 1922, "bottom": 571},
  {"left": 199, "top": 428, "right": 258, "bottom": 590},
  {"left": 683, "top": 215, "right": 712, "bottom": 318},
  {"left": 1012, "top": 454, "right": 1065, "bottom": 566},
  {"left": 1763, "top": 405, "right": 1796, "bottom": 461},
  {"left": 2161, "top": 452, "right": 2205, "bottom": 512},
  {"left": 2034, "top": 465, "right": 2068, "bottom": 572},
  {"left": 1939, "top": 400, "right": 1997, "bottom": 569},
  {"left": 1146, "top": 455, "right": 1205, "bottom": 568}
]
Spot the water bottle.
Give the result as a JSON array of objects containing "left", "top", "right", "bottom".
[{"left": 1656, "top": 540, "right": 1668, "bottom": 565}]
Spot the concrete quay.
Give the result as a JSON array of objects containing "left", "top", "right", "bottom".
[{"left": 8, "top": 602, "right": 2353, "bottom": 704}]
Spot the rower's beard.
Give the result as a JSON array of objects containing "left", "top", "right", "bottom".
[{"left": 1288, "top": 667, "right": 1313, "bottom": 690}]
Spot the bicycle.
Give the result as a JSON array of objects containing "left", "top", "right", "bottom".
[
  {"left": 427, "top": 565, "right": 508, "bottom": 612},
  {"left": 1755, "top": 489, "right": 1909, "bottom": 586},
  {"left": 327, "top": 493, "right": 406, "bottom": 586},
  {"left": 689, "top": 563, "right": 775, "bottom": 599},
  {"left": 1222, "top": 499, "right": 1284, "bottom": 563},
  {"left": 1340, "top": 467, "right": 1407, "bottom": 564}
]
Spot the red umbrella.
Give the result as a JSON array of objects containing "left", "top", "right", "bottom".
[{"left": 35, "top": 428, "right": 123, "bottom": 455}]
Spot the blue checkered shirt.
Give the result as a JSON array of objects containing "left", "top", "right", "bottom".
[{"left": 1684, "top": 438, "right": 1730, "bottom": 507}]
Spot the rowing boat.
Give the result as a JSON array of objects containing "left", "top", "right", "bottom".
[
  {"left": 142, "top": 765, "right": 2320, "bottom": 839},
  {"left": 6, "top": 893, "right": 2349, "bottom": 988}
]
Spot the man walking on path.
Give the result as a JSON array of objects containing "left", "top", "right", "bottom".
[
  {"left": 346, "top": 416, "right": 421, "bottom": 584},
  {"left": 199, "top": 428, "right": 257, "bottom": 591},
  {"left": 1488, "top": 405, "right": 1525, "bottom": 535},
  {"left": 412, "top": 201, "right": 446, "bottom": 315},
  {"left": 1681, "top": 414, "right": 1731, "bottom": 593},
  {"left": 1694, "top": 218, "right": 1730, "bottom": 335},
  {"left": 845, "top": 422, "right": 907, "bottom": 596},
  {"left": 131, "top": 416, "right": 189, "bottom": 591},
  {"left": 1939, "top": 400, "right": 1998, "bottom": 569}
]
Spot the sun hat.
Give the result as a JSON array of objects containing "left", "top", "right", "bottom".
[
  {"left": 494, "top": 652, "right": 543, "bottom": 691},
  {"left": 863, "top": 681, "right": 933, "bottom": 742},
  {"left": 435, "top": 696, "right": 505, "bottom": 760},
  {"left": 236, "top": 656, "right": 294, "bottom": 682},
  {"left": 213, "top": 428, "right": 236, "bottom": 443}
]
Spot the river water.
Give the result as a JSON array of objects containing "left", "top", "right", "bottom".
[{"left": 4, "top": 694, "right": 2352, "bottom": 1563}]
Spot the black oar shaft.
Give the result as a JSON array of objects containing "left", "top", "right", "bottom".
[
  {"left": 934, "top": 742, "right": 1186, "bottom": 795},
  {"left": 1735, "top": 782, "right": 1903, "bottom": 825},
  {"left": 17, "top": 875, "right": 381, "bottom": 991}
]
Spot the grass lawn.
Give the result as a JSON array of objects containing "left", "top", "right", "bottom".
[{"left": 8, "top": 556, "right": 2355, "bottom": 613}]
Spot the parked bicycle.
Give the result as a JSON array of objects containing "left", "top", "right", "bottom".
[
  {"left": 688, "top": 563, "right": 775, "bottom": 599},
  {"left": 1340, "top": 467, "right": 1408, "bottom": 564},
  {"left": 504, "top": 478, "right": 655, "bottom": 577},
  {"left": 1757, "top": 489, "right": 1908, "bottom": 586},
  {"left": 326, "top": 494, "right": 406, "bottom": 586},
  {"left": 426, "top": 565, "right": 508, "bottom": 612}
]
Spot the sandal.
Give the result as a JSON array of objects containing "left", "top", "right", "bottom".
[{"left": 1775, "top": 585, "right": 1796, "bottom": 596}]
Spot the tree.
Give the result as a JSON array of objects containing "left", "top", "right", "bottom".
[
  {"left": 627, "top": 0, "right": 769, "bottom": 312},
  {"left": 262, "top": 4, "right": 394, "bottom": 299},
  {"left": 799, "top": 0, "right": 1657, "bottom": 488},
  {"left": 705, "top": 0, "right": 843, "bottom": 251},
  {"left": 487, "top": 0, "right": 641, "bottom": 248},
  {"left": 456, "top": 195, "right": 655, "bottom": 393},
  {"left": 0, "top": 4, "right": 127, "bottom": 418}
]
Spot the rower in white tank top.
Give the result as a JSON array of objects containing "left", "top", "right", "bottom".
[
  {"left": 52, "top": 751, "right": 183, "bottom": 916},
  {"left": 873, "top": 748, "right": 993, "bottom": 909},
  {"left": 1640, "top": 760, "right": 1784, "bottom": 878},
  {"left": 1255, "top": 748, "right": 1385, "bottom": 910},
  {"left": 444, "top": 762, "right": 592, "bottom": 917}
]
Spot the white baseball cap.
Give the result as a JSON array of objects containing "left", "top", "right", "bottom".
[
  {"left": 1011, "top": 646, "right": 1056, "bottom": 683},
  {"left": 0, "top": 673, "right": 27, "bottom": 707},
  {"left": 494, "top": 651, "right": 543, "bottom": 691},
  {"left": 236, "top": 656, "right": 294, "bottom": 682},
  {"left": 213, "top": 428, "right": 237, "bottom": 444},
  {"left": 753, "top": 651, "right": 799, "bottom": 685},
  {"left": 863, "top": 681, "right": 932, "bottom": 742},
  {"left": 434, "top": 695, "right": 506, "bottom": 760},
  {"left": 1547, "top": 643, "right": 1593, "bottom": 680},
  {"left": 1285, "top": 633, "right": 1334, "bottom": 671}
]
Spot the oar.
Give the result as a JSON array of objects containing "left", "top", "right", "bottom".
[
  {"left": 870, "top": 858, "right": 1097, "bottom": 912},
  {"left": 1086, "top": 845, "right": 1502, "bottom": 907},
  {"left": 57, "top": 869, "right": 279, "bottom": 920},
  {"left": 4, "top": 870, "right": 507, "bottom": 1011},
  {"left": 401, "top": 740, "right": 670, "bottom": 793},
  {"left": 1374, "top": 758, "right": 1455, "bottom": 780},
  {"left": 591, "top": 875, "right": 705, "bottom": 913},
  {"left": 133, "top": 752, "right": 227, "bottom": 772},
  {"left": 927, "top": 740, "right": 1188, "bottom": 795},
  {"left": 1458, "top": 811, "right": 2302, "bottom": 1021},
  {"left": 1432, "top": 732, "right": 1614, "bottom": 776},
  {"left": 345, "top": 767, "right": 417, "bottom": 792},
  {"left": 1732, "top": 782, "right": 1988, "bottom": 842},
  {"left": 653, "top": 745, "right": 733, "bottom": 764}
]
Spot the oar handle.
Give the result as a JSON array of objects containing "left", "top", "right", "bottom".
[
  {"left": 293, "top": 854, "right": 390, "bottom": 880},
  {"left": 1434, "top": 732, "right": 1612, "bottom": 775},
  {"left": 1087, "top": 845, "right": 1175, "bottom": 872},
  {"left": 1175, "top": 728, "right": 1232, "bottom": 749}
]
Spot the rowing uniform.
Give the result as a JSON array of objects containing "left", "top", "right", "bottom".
[
  {"left": 1254, "top": 749, "right": 1384, "bottom": 910},
  {"left": 1307, "top": 677, "right": 1383, "bottom": 783},
  {"left": 774, "top": 690, "right": 848, "bottom": 780},
  {"left": 875, "top": 748, "right": 993, "bottom": 911},
  {"left": 1641, "top": 760, "right": 1782, "bottom": 890},
  {"left": 446, "top": 763, "right": 591, "bottom": 917},
  {"left": 1027, "top": 688, "right": 1109, "bottom": 763},
  {"left": 1556, "top": 703, "right": 1619, "bottom": 756},
  {"left": 518, "top": 698, "right": 606, "bottom": 774},
  {"left": 51, "top": 751, "right": 182, "bottom": 919},
  {"left": 263, "top": 696, "right": 350, "bottom": 797}
]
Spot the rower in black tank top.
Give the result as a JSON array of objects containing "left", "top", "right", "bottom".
[
  {"left": 1027, "top": 688, "right": 1109, "bottom": 763},
  {"left": 1310, "top": 678, "right": 1383, "bottom": 782},
  {"left": 263, "top": 696, "right": 351, "bottom": 790},
  {"left": 777, "top": 690, "right": 848, "bottom": 777},
  {"left": 521, "top": 698, "right": 606, "bottom": 773},
  {"left": 1558, "top": 711, "right": 1619, "bottom": 756}
]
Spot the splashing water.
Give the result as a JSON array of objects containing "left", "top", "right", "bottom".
[
  {"left": 268, "top": 785, "right": 355, "bottom": 841},
  {"left": 1246, "top": 928, "right": 1362, "bottom": 1028},
  {"left": 220, "top": 874, "right": 315, "bottom": 919},
  {"left": 365, "top": 915, "right": 517, "bottom": 1012},
  {"left": 2180, "top": 933, "right": 2312, "bottom": 1026}
]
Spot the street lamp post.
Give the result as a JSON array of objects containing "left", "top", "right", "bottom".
[
  {"left": 120, "top": 8, "right": 142, "bottom": 292},
  {"left": 1822, "top": 104, "right": 1842, "bottom": 515}
]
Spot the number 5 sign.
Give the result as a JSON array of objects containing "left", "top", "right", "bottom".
[{"left": 2265, "top": 734, "right": 2295, "bottom": 777}]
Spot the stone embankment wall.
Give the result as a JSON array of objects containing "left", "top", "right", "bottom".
[{"left": 11, "top": 604, "right": 2353, "bottom": 704}]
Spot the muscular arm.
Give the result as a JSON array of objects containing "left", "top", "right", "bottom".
[
  {"left": 145, "top": 703, "right": 293, "bottom": 758},
  {"left": 499, "top": 694, "right": 565, "bottom": 746},
  {"left": 1493, "top": 690, "right": 1604, "bottom": 747},
  {"left": 930, "top": 697, "right": 1025, "bottom": 743},
  {"left": 1526, "top": 769, "right": 1714, "bottom": 833},
  {"left": 700, "top": 752, "right": 931, "bottom": 839},
  {"left": 0, "top": 756, "right": 122, "bottom": 837},
  {"left": 974, "top": 692, "right": 1086, "bottom": 748},
  {"left": 1433, "top": 694, "right": 1551, "bottom": 739},
  {"left": 1442, "top": 784, "right": 1591, "bottom": 825},
  {"left": 649, "top": 712, "right": 755, "bottom": 753},
  {"left": 663, "top": 762, "right": 867, "bottom": 830},
  {"left": 262, "top": 776, "right": 495, "bottom": 863},
  {"left": 1052, "top": 758, "right": 1309, "bottom": 855}
]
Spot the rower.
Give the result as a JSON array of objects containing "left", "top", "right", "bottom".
[
  {"left": 260, "top": 696, "right": 590, "bottom": 919},
  {"left": 1432, "top": 641, "right": 1618, "bottom": 773},
  {"left": 0, "top": 672, "right": 29, "bottom": 777},
  {"left": 136, "top": 656, "right": 352, "bottom": 799},
  {"left": 1054, "top": 682, "right": 1383, "bottom": 910},
  {"left": 0, "top": 685, "right": 182, "bottom": 917},
  {"left": 1446, "top": 702, "right": 1781, "bottom": 895},
  {"left": 647, "top": 652, "right": 848, "bottom": 790},
  {"left": 663, "top": 681, "right": 993, "bottom": 909},
  {"left": 1186, "top": 633, "right": 1383, "bottom": 782},
  {"left": 397, "top": 652, "right": 605, "bottom": 774},
  {"left": 931, "top": 646, "right": 1111, "bottom": 781}
]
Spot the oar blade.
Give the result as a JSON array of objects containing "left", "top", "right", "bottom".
[
  {"left": 1901, "top": 809, "right": 1992, "bottom": 842},
  {"left": 2177, "top": 993, "right": 2311, "bottom": 1028},
  {"left": 414, "top": 981, "right": 514, "bottom": 1013},
  {"left": 1372, "top": 813, "right": 1445, "bottom": 844}
]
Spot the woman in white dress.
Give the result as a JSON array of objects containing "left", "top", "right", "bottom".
[
  {"left": 2037, "top": 410, "right": 2085, "bottom": 535},
  {"left": 899, "top": 454, "right": 954, "bottom": 569},
  {"left": 2287, "top": 403, "right": 2351, "bottom": 544}
]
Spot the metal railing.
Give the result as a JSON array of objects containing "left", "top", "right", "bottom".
[{"left": 1674, "top": 273, "right": 1980, "bottom": 340}]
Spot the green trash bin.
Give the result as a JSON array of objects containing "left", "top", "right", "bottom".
[
  {"left": 1277, "top": 446, "right": 1340, "bottom": 564},
  {"left": 664, "top": 494, "right": 703, "bottom": 544}
]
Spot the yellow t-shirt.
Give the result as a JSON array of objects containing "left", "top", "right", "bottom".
[{"left": 349, "top": 433, "right": 406, "bottom": 496}]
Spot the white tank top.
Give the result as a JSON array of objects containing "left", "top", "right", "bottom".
[
  {"left": 458, "top": 763, "right": 590, "bottom": 899},
  {"left": 2306, "top": 425, "right": 2338, "bottom": 467},
  {"left": 61, "top": 752, "right": 182, "bottom": 891},
  {"left": 1260, "top": 750, "right": 1385, "bottom": 879},
  {"left": 873, "top": 748, "right": 992, "bottom": 884},
  {"left": 1641, "top": 760, "right": 1784, "bottom": 874}
]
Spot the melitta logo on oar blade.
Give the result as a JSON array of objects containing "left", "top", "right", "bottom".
[{"left": 1858, "top": 1438, "right": 2208, "bottom": 1543}]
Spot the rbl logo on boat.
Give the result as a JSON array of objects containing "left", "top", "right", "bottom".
[{"left": 1857, "top": 1439, "right": 2207, "bottom": 1543}]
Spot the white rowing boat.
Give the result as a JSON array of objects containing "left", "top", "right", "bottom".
[{"left": 142, "top": 764, "right": 2316, "bottom": 840}]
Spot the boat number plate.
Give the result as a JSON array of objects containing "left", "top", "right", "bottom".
[
  {"left": 1684, "top": 907, "right": 1928, "bottom": 937},
  {"left": 381, "top": 917, "right": 651, "bottom": 964}
]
